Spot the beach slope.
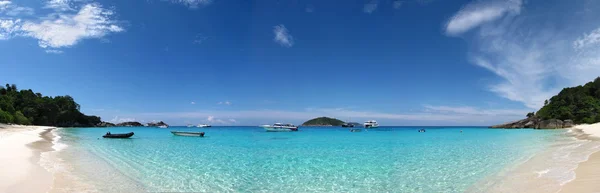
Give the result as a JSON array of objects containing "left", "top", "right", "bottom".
[{"left": 0, "top": 124, "right": 55, "bottom": 193}]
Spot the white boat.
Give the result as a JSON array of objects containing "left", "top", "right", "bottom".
[
  {"left": 171, "top": 131, "right": 205, "bottom": 137},
  {"left": 197, "top": 124, "right": 211, "bottom": 128},
  {"left": 158, "top": 125, "right": 168, "bottom": 128},
  {"left": 187, "top": 124, "right": 194, "bottom": 128},
  {"left": 261, "top": 123, "right": 299, "bottom": 132},
  {"left": 363, "top": 120, "right": 379, "bottom": 128}
]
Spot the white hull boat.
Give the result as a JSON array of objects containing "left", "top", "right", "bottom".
[
  {"left": 364, "top": 120, "right": 379, "bottom": 128},
  {"left": 261, "top": 123, "right": 299, "bottom": 132}
]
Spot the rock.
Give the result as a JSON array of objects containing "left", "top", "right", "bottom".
[
  {"left": 537, "top": 119, "right": 564, "bottom": 129},
  {"left": 563, "top": 119, "right": 574, "bottom": 128},
  {"left": 524, "top": 120, "right": 536, "bottom": 128},
  {"left": 116, "top": 121, "right": 144, "bottom": 127},
  {"left": 490, "top": 117, "right": 540, "bottom": 129},
  {"left": 96, "top": 122, "right": 116, "bottom": 127}
]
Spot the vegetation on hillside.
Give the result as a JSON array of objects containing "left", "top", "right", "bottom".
[
  {"left": 536, "top": 77, "right": 600, "bottom": 124},
  {"left": 301, "top": 117, "right": 345, "bottom": 126},
  {"left": 0, "top": 83, "right": 101, "bottom": 127}
]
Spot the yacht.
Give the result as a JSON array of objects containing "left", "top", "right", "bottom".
[
  {"left": 261, "top": 123, "right": 299, "bottom": 132},
  {"left": 197, "top": 124, "right": 211, "bottom": 128},
  {"left": 187, "top": 124, "right": 194, "bottom": 128},
  {"left": 158, "top": 125, "right": 168, "bottom": 128},
  {"left": 363, "top": 120, "right": 379, "bottom": 128}
]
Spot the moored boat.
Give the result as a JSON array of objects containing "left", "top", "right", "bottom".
[
  {"left": 197, "top": 124, "right": 211, "bottom": 128},
  {"left": 364, "top": 120, "right": 379, "bottom": 128},
  {"left": 171, "top": 131, "right": 205, "bottom": 137},
  {"left": 102, "top": 132, "right": 134, "bottom": 138},
  {"left": 261, "top": 123, "right": 299, "bottom": 132},
  {"left": 342, "top": 122, "right": 355, "bottom": 127},
  {"left": 158, "top": 125, "right": 168, "bottom": 128}
]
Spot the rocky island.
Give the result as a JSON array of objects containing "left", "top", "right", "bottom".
[
  {"left": 147, "top": 121, "right": 169, "bottom": 127},
  {"left": 301, "top": 117, "right": 345, "bottom": 126},
  {"left": 116, "top": 121, "right": 144, "bottom": 127},
  {"left": 491, "top": 77, "right": 600, "bottom": 129}
]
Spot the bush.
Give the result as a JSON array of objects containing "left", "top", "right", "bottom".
[
  {"left": 0, "top": 109, "right": 14, "bottom": 123},
  {"left": 13, "top": 111, "right": 31, "bottom": 125}
]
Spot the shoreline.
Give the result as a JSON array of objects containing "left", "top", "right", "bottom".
[
  {"left": 0, "top": 124, "right": 57, "bottom": 193},
  {"left": 558, "top": 124, "right": 600, "bottom": 192},
  {"left": 468, "top": 126, "right": 600, "bottom": 193}
]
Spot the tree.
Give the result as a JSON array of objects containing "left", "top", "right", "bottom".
[
  {"left": 0, "top": 83, "right": 102, "bottom": 127},
  {"left": 536, "top": 77, "right": 600, "bottom": 124},
  {"left": 526, "top": 112, "right": 535, "bottom": 118},
  {"left": 0, "top": 109, "right": 14, "bottom": 123},
  {"left": 13, "top": 111, "right": 30, "bottom": 125}
]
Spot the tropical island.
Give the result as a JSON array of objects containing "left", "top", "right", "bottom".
[
  {"left": 301, "top": 117, "right": 345, "bottom": 126},
  {"left": 491, "top": 77, "right": 600, "bottom": 129},
  {"left": 0, "top": 84, "right": 102, "bottom": 127},
  {"left": 0, "top": 83, "right": 169, "bottom": 127}
]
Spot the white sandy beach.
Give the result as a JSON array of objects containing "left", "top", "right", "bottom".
[
  {"left": 559, "top": 123, "right": 600, "bottom": 193},
  {"left": 0, "top": 124, "right": 56, "bottom": 193}
]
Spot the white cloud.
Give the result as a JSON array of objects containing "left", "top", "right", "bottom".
[
  {"left": 573, "top": 28, "right": 600, "bottom": 50},
  {"left": 445, "top": 0, "right": 522, "bottom": 36},
  {"left": 0, "top": 19, "right": 20, "bottom": 40},
  {"left": 170, "top": 0, "right": 212, "bottom": 8},
  {"left": 0, "top": 1, "right": 34, "bottom": 16},
  {"left": 136, "top": 105, "right": 530, "bottom": 125},
  {"left": 110, "top": 116, "right": 136, "bottom": 123},
  {"left": 393, "top": 1, "right": 403, "bottom": 9},
  {"left": 190, "top": 101, "right": 196, "bottom": 105},
  {"left": 273, "top": 24, "right": 294, "bottom": 47},
  {"left": 45, "top": 49, "right": 64, "bottom": 54},
  {"left": 363, "top": 0, "right": 378, "bottom": 13},
  {"left": 19, "top": 3, "right": 123, "bottom": 48},
  {"left": 5, "top": 6, "right": 34, "bottom": 16},
  {"left": 206, "top": 116, "right": 228, "bottom": 124},
  {"left": 45, "top": 0, "right": 74, "bottom": 11},
  {"left": 217, "top": 101, "right": 231, "bottom": 105},
  {"left": 447, "top": 0, "right": 600, "bottom": 109},
  {"left": 193, "top": 33, "right": 208, "bottom": 44},
  {"left": 0, "top": 1, "right": 10, "bottom": 8},
  {"left": 423, "top": 105, "right": 530, "bottom": 116}
]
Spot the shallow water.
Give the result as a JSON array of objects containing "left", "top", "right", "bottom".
[{"left": 51, "top": 126, "right": 563, "bottom": 192}]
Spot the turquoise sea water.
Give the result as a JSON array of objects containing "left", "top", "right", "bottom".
[{"left": 54, "top": 126, "right": 563, "bottom": 192}]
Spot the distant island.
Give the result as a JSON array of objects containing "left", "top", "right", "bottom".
[
  {"left": 302, "top": 117, "right": 345, "bottom": 126},
  {"left": 147, "top": 121, "right": 169, "bottom": 127},
  {"left": 116, "top": 122, "right": 144, "bottom": 127},
  {"left": 491, "top": 77, "right": 600, "bottom": 129}
]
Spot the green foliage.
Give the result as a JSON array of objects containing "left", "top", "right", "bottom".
[
  {"left": 0, "top": 109, "right": 14, "bottom": 123},
  {"left": 0, "top": 83, "right": 101, "bottom": 127},
  {"left": 302, "top": 117, "right": 345, "bottom": 126},
  {"left": 526, "top": 112, "right": 535, "bottom": 118},
  {"left": 536, "top": 77, "right": 600, "bottom": 124},
  {"left": 13, "top": 111, "right": 30, "bottom": 125}
]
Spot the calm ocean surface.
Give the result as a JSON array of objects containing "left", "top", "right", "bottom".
[{"left": 52, "top": 126, "right": 564, "bottom": 192}]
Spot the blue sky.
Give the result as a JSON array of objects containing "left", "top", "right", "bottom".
[{"left": 2, "top": 0, "right": 600, "bottom": 126}]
